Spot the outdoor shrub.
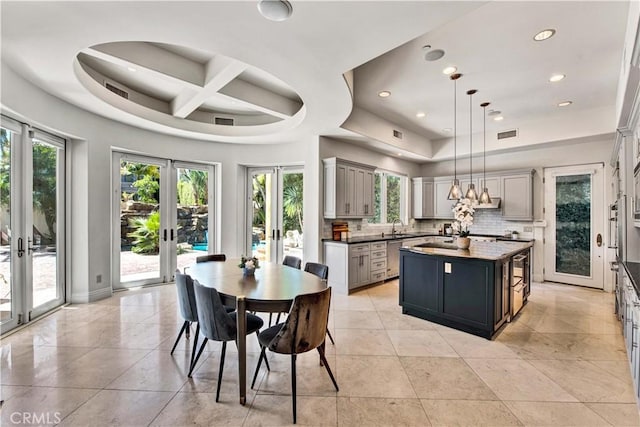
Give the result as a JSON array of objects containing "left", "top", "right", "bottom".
[{"left": 128, "top": 211, "right": 160, "bottom": 254}]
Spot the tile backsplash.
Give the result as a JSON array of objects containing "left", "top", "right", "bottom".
[{"left": 323, "top": 209, "right": 533, "bottom": 239}]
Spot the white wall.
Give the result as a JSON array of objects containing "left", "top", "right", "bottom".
[{"left": 2, "top": 63, "right": 321, "bottom": 302}]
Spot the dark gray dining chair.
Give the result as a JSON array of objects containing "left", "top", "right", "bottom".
[
  {"left": 303, "top": 262, "right": 334, "bottom": 345},
  {"left": 189, "top": 280, "right": 266, "bottom": 402},
  {"left": 171, "top": 271, "right": 200, "bottom": 370},
  {"left": 282, "top": 255, "right": 302, "bottom": 269},
  {"left": 251, "top": 287, "right": 338, "bottom": 424},
  {"left": 195, "top": 253, "right": 226, "bottom": 263}
]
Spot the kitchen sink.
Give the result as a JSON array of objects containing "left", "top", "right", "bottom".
[{"left": 413, "top": 241, "right": 457, "bottom": 249}]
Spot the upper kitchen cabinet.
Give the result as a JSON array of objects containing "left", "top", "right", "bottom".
[
  {"left": 479, "top": 176, "right": 501, "bottom": 198},
  {"left": 323, "top": 158, "right": 375, "bottom": 219},
  {"left": 412, "top": 177, "right": 434, "bottom": 219},
  {"left": 501, "top": 170, "right": 534, "bottom": 220},
  {"left": 434, "top": 178, "right": 456, "bottom": 219}
]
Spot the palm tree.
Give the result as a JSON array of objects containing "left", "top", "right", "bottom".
[{"left": 283, "top": 173, "right": 303, "bottom": 232}]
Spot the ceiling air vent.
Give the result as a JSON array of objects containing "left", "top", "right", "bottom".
[
  {"left": 104, "top": 82, "right": 129, "bottom": 99},
  {"left": 497, "top": 129, "right": 518, "bottom": 140},
  {"left": 214, "top": 117, "right": 234, "bottom": 126},
  {"left": 393, "top": 129, "right": 403, "bottom": 139}
]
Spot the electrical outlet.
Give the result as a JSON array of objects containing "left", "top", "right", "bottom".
[
  {"left": 96, "top": 274, "right": 102, "bottom": 283},
  {"left": 524, "top": 226, "right": 533, "bottom": 232},
  {"left": 356, "top": 224, "right": 362, "bottom": 231}
]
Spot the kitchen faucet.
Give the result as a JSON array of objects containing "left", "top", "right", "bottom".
[{"left": 391, "top": 218, "right": 404, "bottom": 235}]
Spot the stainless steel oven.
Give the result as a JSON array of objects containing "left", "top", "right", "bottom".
[{"left": 511, "top": 251, "right": 529, "bottom": 317}]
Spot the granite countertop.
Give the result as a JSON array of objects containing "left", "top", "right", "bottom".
[
  {"left": 622, "top": 261, "right": 640, "bottom": 296},
  {"left": 322, "top": 232, "right": 534, "bottom": 245},
  {"left": 402, "top": 240, "right": 534, "bottom": 261}
]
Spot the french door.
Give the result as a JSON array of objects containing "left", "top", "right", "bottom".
[
  {"left": 247, "top": 166, "right": 304, "bottom": 264},
  {"left": 543, "top": 164, "right": 605, "bottom": 289},
  {"left": 112, "top": 153, "right": 216, "bottom": 289},
  {"left": 1, "top": 119, "right": 66, "bottom": 333}
]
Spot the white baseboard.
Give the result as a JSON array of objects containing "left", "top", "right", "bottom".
[{"left": 71, "top": 286, "right": 112, "bottom": 303}]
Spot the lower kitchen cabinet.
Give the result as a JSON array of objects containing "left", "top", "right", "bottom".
[
  {"left": 617, "top": 263, "right": 640, "bottom": 401},
  {"left": 324, "top": 241, "right": 388, "bottom": 294}
]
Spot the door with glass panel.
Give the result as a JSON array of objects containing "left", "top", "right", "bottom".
[
  {"left": 113, "top": 153, "right": 169, "bottom": 288},
  {"left": 248, "top": 167, "right": 304, "bottom": 264},
  {"left": 1, "top": 122, "right": 66, "bottom": 333},
  {"left": 543, "top": 165, "right": 605, "bottom": 288}
]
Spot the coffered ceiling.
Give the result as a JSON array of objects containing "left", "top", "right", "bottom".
[{"left": 0, "top": 1, "right": 631, "bottom": 161}]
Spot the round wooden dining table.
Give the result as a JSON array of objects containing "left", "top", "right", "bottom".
[{"left": 187, "top": 258, "right": 327, "bottom": 404}]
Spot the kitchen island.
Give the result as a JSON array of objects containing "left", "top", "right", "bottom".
[{"left": 400, "top": 240, "right": 533, "bottom": 339}]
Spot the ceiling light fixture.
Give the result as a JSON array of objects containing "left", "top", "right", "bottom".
[
  {"left": 257, "top": 0, "right": 293, "bottom": 22},
  {"left": 423, "top": 45, "right": 445, "bottom": 62},
  {"left": 465, "top": 89, "right": 478, "bottom": 202},
  {"left": 443, "top": 128, "right": 452, "bottom": 133},
  {"left": 488, "top": 110, "right": 501, "bottom": 117},
  {"left": 479, "top": 102, "right": 492, "bottom": 205},
  {"left": 558, "top": 101, "right": 573, "bottom": 107},
  {"left": 416, "top": 112, "right": 426, "bottom": 118},
  {"left": 447, "top": 73, "right": 463, "bottom": 200},
  {"left": 442, "top": 66, "right": 457, "bottom": 75},
  {"left": 127, "top": 66, "right": 136, "bottom": 72},
  {"left": 397, "top": 153, "right": 403, "bottom": 156},
  {"left": 549, "top": 74, "right": 565, "bottom": 82},
  {"left": 493, "top": 116, "right": 504, "bottom": 121},
  {"left": 378, "top": 90, "right": 391, "bottom": 98},
  {"left": 533, "top": 28, "right": 556, "bottom": 41}
]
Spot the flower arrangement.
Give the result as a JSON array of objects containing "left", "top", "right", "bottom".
[
  {"left": 238, "top": 255, "right": 260, "bottom": 270},
  {"left": 451, "top": 198, "right": 475, "bottom": 237}
]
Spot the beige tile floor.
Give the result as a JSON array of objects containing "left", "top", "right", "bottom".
[{"left": 1, "top": 280, "right": 640, "bottom": 426}]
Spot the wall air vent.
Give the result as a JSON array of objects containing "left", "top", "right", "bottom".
[
  {"left": 393, "top": 129, "right": 403, "bottom": 139},
  {"left": 214, "top": 117, "right": 234, "bottom": 126},
  {"left": 497, "top": 129, "right": 518, "bottom": 140},
  {"left": 104, "top": 82, "right": 129, "bottom": 99}
]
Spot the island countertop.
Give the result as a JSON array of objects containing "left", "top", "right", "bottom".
[{"left": 403, "top": 239, "right": 533, "bottom": 261}]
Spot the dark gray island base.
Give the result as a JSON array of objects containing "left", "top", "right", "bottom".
[{"left": 399, "top": 240, "right": 533, "bottom": 339}]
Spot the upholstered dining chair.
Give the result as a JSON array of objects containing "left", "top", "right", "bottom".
[
  {"left": 251, "top": 287, "right": 338, "bottom": 424},
  {"left": 282, "top": 255, "right": 302, "bottom": 269},
  {"left": 171, "top": 271, "right": 200, "bottom": 370},
  {"left": 195, "top": 253, "right": 226, "bottom": 263},
  {"left": 189, "top": 280, "right": 266, "bottom": 402},
  {"left": 303, "top": 262, "right": 334, "bottom": 345}
]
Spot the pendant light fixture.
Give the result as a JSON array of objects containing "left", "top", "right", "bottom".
[
  {"left": 447, "top": 73, "right": 463, "bottom": 200},
  {"left": 479, "top": 102, "right": 492, "bottom": 204},
  {"left": 465, "top": 89, "right": 478, "bottom": 201}
]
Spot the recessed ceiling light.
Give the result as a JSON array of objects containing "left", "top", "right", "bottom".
[
  {"left": 534, "top": 29, "right": 556, "bottom": 41},
  {"left": 558, "top": 101, "right": 573, "bottom": 107},
  {"left": 422, "top": 45, "right": 445, "bottom": 61},
  {"left": 397, "top": 153, "right": 403, "bottom": 157},
  {"left": 443, "top": 128, "right": 452, "bottom": 132},
  {"left": 127, "top": 66, "right": 136, "bottom": 72},
  {"left": 416, "top": 112, "right": 426, "bottom": 118},
  {"left": 493, "top": 116, "right": 504, "bottom": 121},
  {"left": 257, "top": 0, "right": 293, "bottom": 22},
  {"left": 488, "top": 110, "right": 501, "bottom": 116},
  {"left": 442, "top": 66, "right": 457, "bottom": 75},
  {"left": 549, "top": 74, "right": 565, "bottom": 82},
  {"left": 378, "top": 91, "right": 391, "bottom": 98}
]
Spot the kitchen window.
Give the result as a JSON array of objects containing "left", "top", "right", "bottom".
[{"left": 370, "top": 171, "right": 407, "bottom": 224}]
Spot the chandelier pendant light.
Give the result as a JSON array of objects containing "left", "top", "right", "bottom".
[
  {"left": 479, "top": 102, "right": 492, "bottom": 204},
  {"left": 447, "top": 73, "right": 463, "bottom": 200},
  {"left": 465, "top": 89, "right": 478, "bottom": 201}
]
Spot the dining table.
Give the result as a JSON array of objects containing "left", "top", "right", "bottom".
[{"left": 187, "top": 258, "right": 327, "bottom": 404}]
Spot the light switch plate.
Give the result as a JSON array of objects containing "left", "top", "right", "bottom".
[{"left": 445, "top": 263, "right": 452, "bottom": 273}]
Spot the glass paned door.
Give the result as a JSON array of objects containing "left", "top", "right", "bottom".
[
  {"left": 114, "top": 154, "right": 168, "bottom": 288},
  {"left": 544, "top": 165, "right": 604, "bottom": 289},
  {"left": 1, "top": 123, "right": 66, "bottom": 333},
  {"left": 248, "top": 167, "right": 304, "bottom": 264},
  {"left": 174, "top": 163, "right": 215, "bottom": 274}
]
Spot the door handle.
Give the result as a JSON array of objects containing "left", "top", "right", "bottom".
[
  {"left": 596, "top": 233, "right": 602, "bottom": 247},
  {"left": 277, "top": 229, "right": 281, "bottom": 241},
  {"left": 170, "top": 229, "right": 174, "bottom": 241},
  {"left": 17, "top": 237, "right": 24, "bottom": 257},
  {"left": 163, "top": 229, "right": 167, "bottom": 242},
  {"left": 272, "top": 229, "right": 275, "bottom": 240}
]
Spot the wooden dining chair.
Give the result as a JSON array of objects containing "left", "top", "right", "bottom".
[
  {"left": 189, "top": 280, "right": 266, "bottom": 402},
  {"left": 195, "top": 253, "right": 226, "bottom": 263},
  {"left": 303, "top": 262, "right": 334, "bottom": 345},
  {"left": 251, "top": 287, "right": 338, "bottom": 424}
]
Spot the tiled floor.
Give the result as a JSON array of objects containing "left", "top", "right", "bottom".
[{"left": 1, "top": 280, "right": 639, "bottom": 426}]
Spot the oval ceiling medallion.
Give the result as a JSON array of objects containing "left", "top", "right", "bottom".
[{"left": 74, "top": 41, "right": 305, "bottom": 140}]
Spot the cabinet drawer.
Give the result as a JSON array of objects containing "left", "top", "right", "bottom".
[
  {"left": 371, "top": 242, "right": 387, "bottom": 251},
  {"left": 371, "top": 249, "right": 387, "bottom": 260},
  {"left": 370, "top": 270, "right": 386, "bottom": 283},
  {"left": 349, "top": 243, "right": 370, "bottom": 254},
  {"left": 371, "top": 259, "right": 387, "bottom": 271}
]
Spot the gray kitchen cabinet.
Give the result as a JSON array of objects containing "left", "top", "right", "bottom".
[
  {"left": 323, "top": 157, "right": 375, "bottom": 219},
  {"left": 434, "top": 178, "right": 455, "bottom": 219},
  {"left": 501, "top": 171, "right": 534, "bottom": 220},
  {"left": 412, "top": 177, "right": 434, "bottom": 219},
  {"left": 349, "top": 243, "right": 371, "bottom": 289},
  {"left": 324, "top": 241, "right": 390, "bottom": 293},
  {"left": 619, "top": 267, "right": 640, "bottom": 400},
  {"left": 479, "top": 176, "right": 501, "bottom": 198}
]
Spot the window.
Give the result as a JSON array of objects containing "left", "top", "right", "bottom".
[{"left": 371, "top": 171, "right": 407, "bottom": 224}]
